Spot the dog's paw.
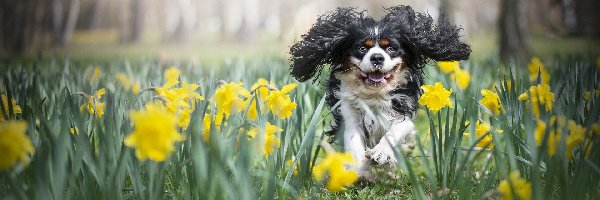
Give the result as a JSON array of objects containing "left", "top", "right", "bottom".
[{"left": 365, "top": 143, "right": 397, "bottom": 165}]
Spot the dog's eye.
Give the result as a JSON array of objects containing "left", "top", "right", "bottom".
[
  {"left": 359, "top": 46, "right": 367, "bottom": 53},
  {"left": 386, "top": 47, "right": 396, "bottom": 52}
]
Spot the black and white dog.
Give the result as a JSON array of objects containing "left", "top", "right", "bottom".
[{"left": 289, "top": 6, "right": 470, "bottom": 175}]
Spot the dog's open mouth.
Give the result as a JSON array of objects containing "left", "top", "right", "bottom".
[{"left": 352, "top": 65, "right": 398, "bottom": 86}]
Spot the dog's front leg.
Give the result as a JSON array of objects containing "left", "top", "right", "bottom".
[
  {"left": 366, "top": 117, "right": 414, "bottom": 165},
  {"left": 340, "top": 104, "right": 368, "bottom": 176}
]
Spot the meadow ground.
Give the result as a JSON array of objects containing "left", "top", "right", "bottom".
[{"left": 1, "top": 36, "right": 600, "bottom": 199}]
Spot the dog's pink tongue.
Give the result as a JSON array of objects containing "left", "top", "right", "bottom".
[{"left": 368, "top": 73, "right": 385, "bottom": 82}]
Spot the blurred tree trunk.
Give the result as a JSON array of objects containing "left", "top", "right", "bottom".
[
  {"left": 499, "top": 0, "right": 530, "bottom": 64},
  {"left": 561, "top": 0, "right": 578, "bottom": 35},
  {"left": 130, "top": 0, "right": 144, "bottom": 42},
  {"left": 1, "top": 0, "right": 52, "bottom": 55},
  {"left": 61, "top": 0, "right": 80, "bottom": 46},
  {"left": 575, "top": 0, "right": 600, "bottom": 36},
  {"left": 162, "top": 0, "right": 195, "bottom": 43},
  {"left": 120, "top": 0, "right": 144, "bottom": 43},
  {"left": 87, "top": 0, "right": 106, "bottom": 30},
  {"left": 439, "top": 0, "right": 454, "bottom": 23},
  {"left": 235, "top": 0, "right": 259, "bottom": 43},
  {"left": 52, "top": 0, "right": 80, "bottom": 47}
]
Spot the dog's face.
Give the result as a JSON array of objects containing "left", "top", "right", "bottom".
[
  {"left": 347, "top": 36, "right": 404, "bottom": 88},
  {"left": 289, "top": 6, "right": 471, "bottom": 84}
]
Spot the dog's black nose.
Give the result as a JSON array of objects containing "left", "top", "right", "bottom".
[{"left": 370, "top": 53, "right": 384, "bottom": 66}]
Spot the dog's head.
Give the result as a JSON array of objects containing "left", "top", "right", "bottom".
[{"left": 290, "top": 6, "right": 471, "bottom": 88}]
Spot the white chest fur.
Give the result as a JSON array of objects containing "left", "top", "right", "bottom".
[
  {"left": 335, "top": 67, "right": 409, "bottom": 147},
  {"left": 337, "top": 84, "right": 404, "bottom": 148}
]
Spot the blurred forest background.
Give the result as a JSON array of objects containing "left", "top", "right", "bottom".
[{"left": 1, "top": 0, "right": 599, "bottom": 62}]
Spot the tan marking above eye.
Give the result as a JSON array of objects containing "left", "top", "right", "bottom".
[
  {"left": 363, "top": 39, "right": 374, "bottom": 47},
  {"left": 379, "top": 38, "right": 390, "bottom": 46}
]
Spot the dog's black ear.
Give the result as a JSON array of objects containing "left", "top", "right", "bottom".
[
  {"left": 289, "top": 8, "right": 360, "bottom": 82},
  {"left": 381, "top": 6, "right": 471, "bottom": 67}
]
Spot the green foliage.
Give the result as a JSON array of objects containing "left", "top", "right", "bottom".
[{"left": 1, "top": 55, "right": 600, "bottom": 199}]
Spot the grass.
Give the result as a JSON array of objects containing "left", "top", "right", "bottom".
[{"left": 1, "top": 52, "right": 600, "bottom": 199}]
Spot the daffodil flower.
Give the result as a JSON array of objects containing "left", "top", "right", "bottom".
[
  {"left": 247, "top": 122, "right": 283, "bottom": 156},
  {"left": 312, "top": 149, "right": 359, "bottom": 192},
  {"left": 0, "top": 95, "right": 22, "bottom": 122},
  {"left": 0, "top": 120, "right": 34, "bottom": 169},
  {"left": 124, "top": 102, "right": 185, "bottom": 162},
  {"left": 480, "top": 89, "right": 502, "bottom": 115},
  {"left": 418, "top": 82, "right": 453, "bottom": 113},
  {"left": 498, "top": 171, "right": 531, "bottom": 200},
  {"left": 527, "top": 57, "right": 550, "bottom": 84},
  {"left": 265, "top": 83, "right": 297, "bottom": 119}
]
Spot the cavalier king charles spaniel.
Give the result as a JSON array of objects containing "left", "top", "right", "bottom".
[{"left": 289, "top": 6, "right": 471, "bottom": 176}]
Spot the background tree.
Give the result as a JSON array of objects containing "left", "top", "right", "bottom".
[
  {"left": 119, "top": 0, "right": 144, "bottom": 43},
  {"left": 53, "top": 0, "right": 81, "bottom": 47},
  {"left": 439, "top": 0, "right": 455, "bottom": 23},
  {"left": 499, "top": 0, "right": 530, "bottom": 64}
]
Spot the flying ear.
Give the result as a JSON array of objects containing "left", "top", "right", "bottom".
[
  {"left": 381, "top": 6, "right": 471, "bottom": 65},
  {"left": 289, "top": 8, "right": 360, "bottom": 82}
]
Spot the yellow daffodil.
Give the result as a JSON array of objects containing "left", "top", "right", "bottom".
[
  {"left": 177, "top": 82, "right": 203, "bottom": 101},
  {"left": 0, "top": 121, "right": 34, "bottom": 169},
  {"left": 518, "top": 83, "right": 554, "bottom": 117},
  {"left": 95, "top": 88, "right": 106, "bottom": 118},
  {"left": 90, "top": 66, "right": 102, "bottom": 82},
  {"left": 474, "top": 121, "right": 498, "bottom": 149},
  {"left": 175, "top": 82, "right": 204, "bottom": 109},
  {"left": 70, "top": 127, "right": 79, "bottom": 136},
  {"left": 584, "top": 91, "right": 591, "bottom": 100},
  {"left": 80, "top": 96, "right": 94, "bottom": 114},
  {"left": 178, "top": 108, "right": 192, "bottom": 129},
  {"left": 527, "top": 57, "right": 550, "bottom": 84},
  {"left": 592, "top": 123, "right": 600, "bottom": 135},
  {"left": 247, "top": 78, "right": 273, "bottom": 120},
  {"left": 116, "top": 73, "right": 142, "bottom": 96},
  {"left": 202, "top": 114, "right": 213, "bottom": 141},
  {"left": 503, "top": 79, "right": 513, "bottom": 90},
  {"left": 163, "top": 67, "right": 181, "bottom": 89},
  {"left": 265, "top": 83, "right": 297, "bottom": 119},
  {"left": 79, "top": 88, "right": 106, "bottom": 118},
  {"left": 116, "top": 73, "right": 131, "bottom": 88},
  {"left": 124, "top": 102, "right": 185, "bottom": 162},
  {"left": 1, "top": 95, "right": 22, "bottom": 121},
  {"left": 480, "top": 89, "right": 502, "bottom": 115},
  {"left": 286, "top": 159, "right": 300, "bottom": 176},
  {"left": 566, "top": 120, "right": 585, "bottom": 160},
  {"left": 533, "top": 84, "right": 554, "bottom": 111},
  {"left": 418, "top": 82, "right": 453, "bottom": 113},
  {"left": 517, "top": 92, "right": 529, "bottom": 101},
  {"left": 251, "top": 78, "right": 271, "bottom": 100},
  {"left": 437, "top": 61, "right": 459, "bottom": 74},
  {"left": 246, "top": 99, "right": 259, "bottom": 120},
  {"left": 132, "top": 83, "right": 141, "bottom": 96},
  {"left": 475, "top": 121, "right": 491, "bottom": 137},
  {"left": 584, "top": 90, "right": 595, "bottom": 110},
  {"left": 263, "top": 125, "right": 282, "bottom": 156},
  {"left": 451, "top": 67, "right": 471, "bottom": 90},
  {"left": 214, "top": 82, "right": 251, "bottom": 120},
  {"left": 151, "top": 67, "right": 205, "bottom": 129},
  {"left": 533, "top": 119, "right": 547, "bottom": 146},
  {"left": 498, "top": 171, "right": 531, "bottom": 200},
  {"left": 312, "top": 151, "right": 359, "bottom": 192},
  {"left": 247, "top": 122, "right": 283, "bottom": 156},
  {"left": 534, "top": 116, "right": 586, "bottom": 158}
]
